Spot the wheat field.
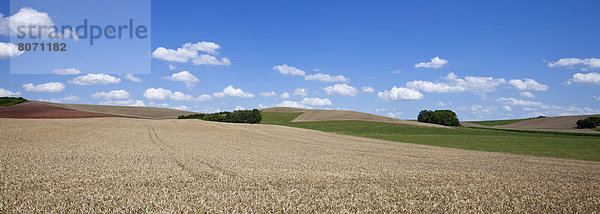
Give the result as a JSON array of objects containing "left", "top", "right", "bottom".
[{"left": 1, "top": 117, "right": 599, "bottom": 212}]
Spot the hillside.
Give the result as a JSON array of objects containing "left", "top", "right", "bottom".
[
  {"left": 34, "top": 101, "right": 195, "bottom": 119},
  {"left": 261, "top": 107, "right": 449, "bottom": 128}
]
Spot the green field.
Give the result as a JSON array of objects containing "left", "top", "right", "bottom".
[
  {"left": 261, "top": 112, "right": 600, "bottom": 161},
  {"left": 468, "top": 118, "right": 536, "bottom": 126}
]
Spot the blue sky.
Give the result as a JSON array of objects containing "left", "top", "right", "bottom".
[{"left": 1, "top": 0, "right": 600, "bottom": 120}]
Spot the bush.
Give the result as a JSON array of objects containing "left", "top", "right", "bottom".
[
  {"left": 577, "top": 117, "right": 600, "bottom": 129},
  {"left": 417, "top": 110, "right": 460, "bottom": 126},
  {"left": 178, "top": 109, "right": 262, "bottom": 124},
  {"left": 0, "top": 97, "right": 27, "bottom": 106}
]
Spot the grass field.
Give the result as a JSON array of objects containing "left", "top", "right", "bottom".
[
  {"left": 261, "top": 112, "right": 600, "bottom": 161},
  {"left": 468, "top": 118, "right": 536, "bottom": 126}
]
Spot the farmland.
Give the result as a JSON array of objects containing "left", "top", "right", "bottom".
[
  {"left": 1, "top": 117, "right": 599, "bottom": 212},
  {"left": 261, "top": 112, "right": 600, "bottom": 161}
]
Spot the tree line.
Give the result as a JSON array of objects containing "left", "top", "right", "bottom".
[{"left": 178, "top": 109, "right": 262, "bottom": 124}]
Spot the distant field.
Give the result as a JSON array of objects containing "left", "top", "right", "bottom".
[
  {"left": 261, "top": 112, "right": 600, "bottom": 161},
  {"left": 468, "top": 118, "right": 536, "bottom": 126}
]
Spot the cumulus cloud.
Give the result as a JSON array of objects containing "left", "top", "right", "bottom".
[
  {"left": 92, "top": 90, "right": 130, "bottom": 100},
  {"left": 293, "top": 88, "right": 308, "bottom": 96},
  {"left": 406, "top": 73, "right": 505, "bottom": 94},
  {"left": 502, "top": 105, "right": 512, "bottom": 111},
  {"left": 377, "top": 86, "right": 423, "bottom": 100},
  {"left": 0, "top": 88, "right": 21, "bottom": 96},
  {"left": 0, "top": 8, "right": 78, "bottom": 41},
  {"left": 68, "top": 73, "right": 121, "bottom": 86},
  {"left": 164, "top": 71, "right": 199, "bottom": 89},
  {"left": 22, "top": 82, "right": 65, "bottom": 93},
  {"left": 566, "top": 72, "right": 600, "bottom": 85},
  {"left": 276, "top": 100, "right": 310, "bottom": 109},
  {"left": 51, "top": 68, "right": 80, "bottom": 75},
  {"left": 122, "top": 74, "right": 142, "bottom": 82},
  {"left": 99, "top": 99, "right": 145, "bottom": 107},
  {"left": 305, "top": 73, "right": 349, "bottom": 82},
  {"left": 509, "top": 78, "right": 548, "bottom": 91},
  {"left": 168, "top": 64, "right": 176, "bottom": 70},
  {"left": 143, "top": 88, "right": 173, "bottom": 100},
  {"left": 0, "top": 42, "right": 24, "bottom": 59},
  {"left": 142, "top": 88, "right": 196, "bottom": 101},
  {"left": 324, "top": 84, "right": 359, "bottom": 96},
  {"left": 213, "top": 85, "right": 254, "bottom": 98},
  {"left": 414, "top": 56, "right": 448, "bottom": 69},
  {"left": 301, "top": 97, "right": 332, "bottom": 106},
  {"left": 547, "top": 58, "right": 600, "bottom": 71},
  {"left": 362, "top": 86, "right": 374, "bottom": 93},
  {"left": 496, "top": 97, "right": 543, "bottom": 106},
  {"left": 520, "top": 91, "right": 535, "bottom": 98},
  {"left": 273, "top": 64, "right": 305, "bottom": 76},
  {"left": 196, "top": 94, "right": 212, "bottom": 101},
  {"left": 152, "top": 41, "right": 230, "bottom": 66},
  {"left": 280, "top": 92, "right": 290, "bottom": 99},
  {"left": 260, "top": 91, "right": 277, "bottom": 97},
  {"left": 39, "top": 95, "right": 80, "bottom": 103}
]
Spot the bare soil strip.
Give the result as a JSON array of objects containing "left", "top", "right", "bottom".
[
  {"left": 34, "top": 101, "right": 195, "bottom": 119},
  {"left": 0, "top": 102, "right": 119, "bottom": 118},
  {"left": 1, "top": 117, "right": 599, "bottom": 212}
]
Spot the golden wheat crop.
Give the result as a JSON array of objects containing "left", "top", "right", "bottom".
[{"left": 1, "top": 118, "right": 599, "bottom": 212}]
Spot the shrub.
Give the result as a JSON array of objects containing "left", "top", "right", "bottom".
[
  {"left": 417, "top": 110, "right": 460, "bottom": 126},
  {"left": 178, "top": 109, "right": 262, "bottom": 124},
  {"left": 576, "top": 117, "right": 600, "bottom": 129},
  {"left": 0, "top": 97, "right": 28, "bottom": 106}
]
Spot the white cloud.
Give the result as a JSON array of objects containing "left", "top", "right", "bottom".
[
  {"left": 414, "top": 56, "right": 448, "bottom": 69},
  {"left": 273, "top": 64, "right": 305, "bottom": 76},
  {"left": 362, "top": 86, "right": 374, "bottom": 93},
  {"left": 164, "top": 71, "right": 199, "bottom": 89},
  {"left": 276, "top": 100, "right": 310, "bottom": 109},
  {"left": 305, "top": 73, "right": 349, "bottom": 82},
  {"left": 436, "top": 101, "right": 446, "bottom": 106},
  {"left": 520, "top": 91, "right": 535, "bottom": 98},
  {"left": 293, "top": 88, "right": 308, "bottom": 96},
  {"left": 392, "top": 70, "right": 402, "bottom": 74},
  {"left": 39, "top": 95, "right": 80, "bottom": 103},
  {"left": 548, "top": 58, "right": 600, "bottom": 71},
  {"left": 172, "top": 105, "right": 191, "bottom": 111},
  {"left": 143, "top": 88, "right": 173, "bottom": 100},
  {"left": 377, "top": 86, "right": 423, "bottom": 100},
  {"left": 405, "top": 80, "right": 465, "bottom": 93},
  {"left": 99, "top": 99, "right": 145, "bottom": 107},
  {"left": 496, "top": 97, "right": 543, "bottom": 106},
  {"left": 170, "top": 91, "right": 194, "bottom": 101},
  {"left": 196, "top": 94, "right": 212, "bottom": 101},
  {"left": 0, "top": 88, "right": 21, "bottom": 96},
  {"left": 595, "top": 96, "right": 600, "bottom": 101},
  {"left": 0, "top": 42, "right": 24, "bottom": 59},
  {"left": 168, "top": 64, "right": 176, "bottom": 70},
  {"left": 301, "top": 97, "right": 332, "bottom": 106},
  {"left": 0, "top": 8, "right": 77, "bottom": 40},
  {"left": 259, "top": 91, "right": 277, "bottom": 97},
  {"left": 406, "top": 73, "right": 505, "bottom": 94},
  {"left": 52, "top": 68, "right": 80, "bottom": 75},
  {"left": 509, "top": 78, "right": 548, "bottom": 91},
  {"left": 123, "top": 74, "right": 142, "bottom": 82},
  {"left": 213, "top": 85, "right": 255, "bottom": 98},
  {"left": 324, "top": 84, "right": 359, "bottom": 96},
  {"left": 234, "top": 106, "right": 245, "bottom": 111},
  {"left": 280, "top": 92, "right": 290, "bottom": 99},
  {"left": 22, "top": 82, "right": 65, "bottom": 93},
  {"left": 68, "top": 73, "right": 121, "bottom": 86},
  {"left": 152, "top": 41, "right": 230, "bottom": 66},
  {"left": 386, "top": 112, "right": 403, "bottom": 118},
  {"left": 92, "top": 90, "right": 130, "bottom": 100},
  {"left": 566, "top": 72, "right": 600, "bottom": 85},
  {"left": 502, "top": 105, "right": 512, "bottom": 111}
]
